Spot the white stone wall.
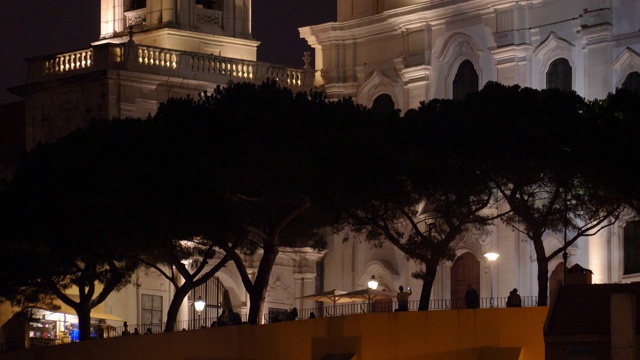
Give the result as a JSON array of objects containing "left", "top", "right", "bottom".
[{"left": 302, "top": 0, "right": 640, "bottom": 302}]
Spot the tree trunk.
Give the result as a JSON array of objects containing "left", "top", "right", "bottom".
[
  {"left": 76, "top": 305, "right": 92, "bottom": 341},
  {"left": 418, "top": 278, "right": 435, "bottom": 311},
  {"left": 537, "top": 257, "right": 549, "bottom": 306},
  {"left": 164, "top": 286, "right": 191, "bottom": 332},
  {"left": 418, "top": 263, "right": 438, "bottom": 311},
  {"left": 247, "top": 242, "right": 279, "bottom": 325}
]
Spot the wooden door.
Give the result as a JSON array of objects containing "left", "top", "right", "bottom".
[{"left": 450, "top": 252, "right": 480, "bottom": 309}]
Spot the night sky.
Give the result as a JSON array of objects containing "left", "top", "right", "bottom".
[{"left": 0, "top": 0, "right": 336, "bottom": 105}]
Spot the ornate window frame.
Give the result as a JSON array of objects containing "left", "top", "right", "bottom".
[
  {"left": 437, "top": 32, "right": 483, "bottom": 99},
  {"left": 612, "top": 47, "right": 640, "bottom": 90},
  {"left": 533, "top": 31, "right": 576, "bottom": 90}
]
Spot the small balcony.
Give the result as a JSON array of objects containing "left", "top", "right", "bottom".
[{"left": 25, "top": 42, "right": 314, "bottom": 91}]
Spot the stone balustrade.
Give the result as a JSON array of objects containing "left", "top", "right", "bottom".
[
  {"left": 44, "top": 49, "right": 93, "bottom": 74},
  {"left": 138, "top": 47, "right": 178, "bottom": 69},
  {"left": 125, "top": 8, "right": 147, "bottom": 27},
  {"left": 32, "top": 43, "right": 313, "bottom": 90}
]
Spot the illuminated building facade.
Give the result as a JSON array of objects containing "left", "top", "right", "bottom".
[
  {"left": 3, "top": 0, "right": 640, "bottom": 348},
  {"left": 300, "top": 0, "right": 640, "bottom": 312}
]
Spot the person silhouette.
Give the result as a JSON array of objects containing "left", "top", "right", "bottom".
[
  {"left": 506, "top": 288, "right": 522, "bottom": 307},
  {"left": 465, "top": 285, "right": 480, "bottom": 309},
  {"left": 396, "top": 285, "right": 412, "bottom": 311}
]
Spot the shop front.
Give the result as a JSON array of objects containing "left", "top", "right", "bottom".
[{"left": 28, "top": 304, "right": 124, "bottom": 346}]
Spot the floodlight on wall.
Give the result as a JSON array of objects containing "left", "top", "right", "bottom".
[
  {"left": 368, "top": 275, "right": 379, "bottom": 290},
  {"left": 194, "top": 296, "right": 206, "bottom": 314}
]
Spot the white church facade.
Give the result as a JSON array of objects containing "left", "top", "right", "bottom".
[
  {"left": 3, "top": 0, "right": 640, "bottom": 344},
  {"left": 301, "top": 0, "right": 640, "bottom": 307}
]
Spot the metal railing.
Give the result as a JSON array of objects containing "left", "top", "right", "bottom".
[{"left": 0, "top": 295, "right": 544, "bottom": 353}]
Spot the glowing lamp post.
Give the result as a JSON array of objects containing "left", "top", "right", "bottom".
[
  {"left": 484, "top": 252, "right": 499, "bottom": 307},
  {"left": 194, "top": 296, "right": 206, "bottom": 328},
  {"left": 194, "top": 296, "right": 206, "bottom": 314},
  {"left": 367, "top": 275, "right": 379, "bottom": 290}
]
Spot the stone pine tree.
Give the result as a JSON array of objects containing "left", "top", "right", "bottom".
[
  {"left": 184, "top": 81, "right": 367, "bottom": 324},
  {"left": 0, "top": 120, "right": 150, "bottom": 341},
  {"left": 469, "top": 83, "right": 622, "bottom": 306},
  {"left": 331, "top": 97, "right": 504, "bottom": 310}
]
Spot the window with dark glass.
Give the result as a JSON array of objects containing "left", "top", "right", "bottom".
[
  {"left": 622, "top": 71, "right": 640, "bottom": 93},
  {"left": 452, "top": 60, "right": 478, "bottom": 101},
  {"left": 624, "top": 220, "right": 640, "bottom": 275},
  {"left": 141, "top": 294, "right": 163, "bottom": 328},
  {"left": 546, "top": 58, "right": 572, "bottom": 91},
  {"left": 196, "top": 0, "right": 223, "bottom": 10},
  {"left": 127, "top": 0, "right": 146, "bottom": 11}
]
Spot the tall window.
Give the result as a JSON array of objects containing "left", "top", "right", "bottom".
[
  {"left": 141, "top": 294, "right": 163, "bottom": 328},
  {"left": 196, "top": 0, "right": 223, "bottom": 10},
  {"left": 452, "top": 60, "right": 478, "bottom": 101},
  {"left": 624, "top": 220, "right": 640, "bottom": 275},
  {"left": 127, "top": 0, "right": 146, "bottom": 11},
  {"left": 622, "top": 71, "right": 640, "bottom": 93},
  {"left": 546, "top": 58, "right": 572, "bottom": 91}
]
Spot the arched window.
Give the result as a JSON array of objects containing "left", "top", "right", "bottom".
[
  {"left": 452, "top": 60, "right": 478, "bottom": 101},
  {"left": 622, "top": 71, "right": 640, "bottom": 93},
  {"left": 624, "top": 220, "right": 640, "bottom": 275},
  {"left": 546, "top": 58, "right": 572, "bottom": 91},
  {"left": 371, "top": 94, "right": 395, "bottom": 119}
]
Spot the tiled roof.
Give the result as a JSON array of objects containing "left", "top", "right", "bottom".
[{"left": 545, "top": 283, "right": 640, "bottom": 336}]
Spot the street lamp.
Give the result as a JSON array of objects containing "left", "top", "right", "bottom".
[
  {"left": 194, "top": 296, "right": 206, "bottom": 329},
  {"left": 367, "top": 275, "right": 379, "bottom": 290},
  {"left": 194, "top": 296, "right": 206, "bottom": 314},
  {"left": 484, "top": 252, "right": 499, "bottom": 307}
]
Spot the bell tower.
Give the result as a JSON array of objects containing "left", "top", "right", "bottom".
[{"left": 98, "top": 0, "right": 257, "bottom": 60}]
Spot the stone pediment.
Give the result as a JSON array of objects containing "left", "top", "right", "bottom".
[{"left": 533, "top": 31, "right": 574, "bottom": 59}]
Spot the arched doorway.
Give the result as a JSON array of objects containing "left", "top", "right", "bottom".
[
  {"left": 549, "top": 262, "right": 564, "bottom": 306},
  {"left": 450, "top": 252, "right": 480, "bottom": 309}
]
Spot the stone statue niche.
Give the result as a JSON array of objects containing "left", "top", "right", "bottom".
[{"left": 196, "top": 0, "right": 222, "bottom": 11}]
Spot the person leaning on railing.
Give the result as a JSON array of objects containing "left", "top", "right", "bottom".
[{"left": 396, "top": 286, "right": 412, "bottom": 311}]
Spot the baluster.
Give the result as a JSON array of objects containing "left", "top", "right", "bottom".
[{"left": 171, "top": 54, "right": 177, "bottom": 69}]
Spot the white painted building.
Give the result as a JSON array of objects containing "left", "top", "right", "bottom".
[
  {"left": 300, "top": 0, "right": 640, "bottom": 311},
  {"left": 4, "top": 0, "right": 640, "bottom": 346}
]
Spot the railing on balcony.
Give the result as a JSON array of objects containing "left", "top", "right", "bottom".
[
  {"left": 44, "top": 49, "right": 93, "bottom": 74},
  {"left": 34, "top": 43, "right": 313, "bottom": 90},
  {"left": 195, "top": 7, "right": 222, "bottom": 27},
  {"left": 125, "top": 8, "right": 147, "bottom": 27},
  {"left": 138, "top": 47, "right": 178, "bottom": 69}
]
